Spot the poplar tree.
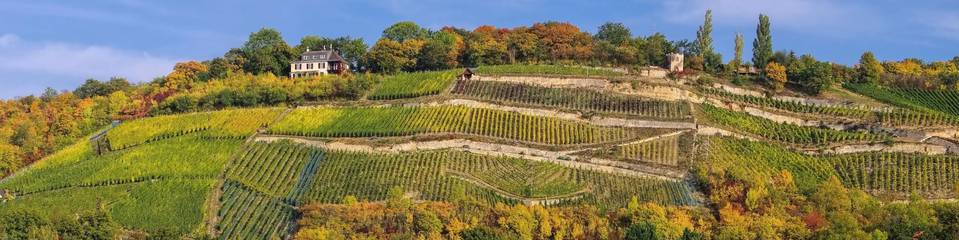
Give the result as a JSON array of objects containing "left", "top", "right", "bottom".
[
  {"left": 731, "top": 33, "right": 744, "bottom": 71},
  {"left": 753, "top": 14, "right": 773, "bottom": 70},
  {"left": 697, "top": 10, "right": 722, "bottom": 73}
]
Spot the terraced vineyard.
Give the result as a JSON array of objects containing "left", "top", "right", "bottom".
[
  {"left": 0, "top": 133, "right": 242, "bottom": 236},
  {"left": 4, "top": 62, "right": 959, "bottom": 239},
  {"left": 217, "top": 181, "right": 297, "bottom": 240},
  {"left": 217, "top": 141, "right": 323, "bottom": 239},
  {"left": 700, "top": 104, "right": 890, "bottom": 146},
  {"left": 269, "top": 106, "right": 665, "bottom": 146},
  {"left": 368, "top": 70, "right": 459, "bottom": 100},
  {"left": 476, "top": 64, "right": 625, "bottom": 77},
  {"left": 701, "top": 87, "right": 874, "bottom": 119},
  {"left": 301, "top": 150, "right": 698, "bottom": 208},
  {"left": 828, "top": 153, "right": 959, "bottom": 197},
  {"left": 612, "top": 132, "right": 693, "bottom": 167},
  {"left": 105, "top": 108, "right": 282, "bottom": 150},
  {"left": 453, "top": 79, "right": 691, "bottom": 120},
  {"left": 705, "top": 137, "right": 840, "bottom": 192},
  {"left": 846, "top": 83, "right": 959, "bottom": 116},
  {"left": 0, "top": 136, "right": 241, "bottom": 194}
]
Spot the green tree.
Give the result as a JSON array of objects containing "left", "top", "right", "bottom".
[
  {"left": 788, "top": 54, "right": 834, "bottom": 95},
  {"left": 697, "top": 10, "right": 721, "bottom": 73},
  {"left": 752, "top": 14, "right": 773, "bottom": 69},
  {"left": 881, "top": 195, "right": 941, "bottom": 240},
  {"left": 241, "top": 28, "right": 295, "bottom": 76},
  {"left": 812, "top": 176, "right": 851, "bottom": 212},
  {"left": 74, "top": 78, "right": 128, "bottom": 99},
  {"left": 0, "top": 210, "right": 47, "bottom": 240},
  {"left": 644, "top": 33, "right": 674, "bottom": 67},
  {"left": 595, "top": 22, "right": 632, "bottom": 45},
  {"left": 858, "top": 51, "right": 884, "bottom": 84},
  {"left": 731, "top": 33, "right": 744, "bottom": 72},
  {"left": 679, "top": 228, "right": 704, "bottom": 240},
  {"left": 296, "top": 35, "right": 368, "bottom": 70},
  {"left": 382, "top": 21, "right": 428, "bottom": 42},
  {"left": 417, "top": 31, "right": 460, "bottom": 70},
  {"left": 625, "top": 221, "right": 660, "bottom": 240}
]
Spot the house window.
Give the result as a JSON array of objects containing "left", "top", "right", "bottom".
[
  {"left": 320, "top": 62, "right": 326, "bottom": 69},
  {"left": 295, "top": 64, "right": 301, "bottom": 70},
  {"left": 308, "top": 63, "right": 314, "bottom": 69}
]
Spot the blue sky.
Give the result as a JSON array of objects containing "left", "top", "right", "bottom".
[{"left": 1, "top": 0, "right": 958, "bottom": 98}]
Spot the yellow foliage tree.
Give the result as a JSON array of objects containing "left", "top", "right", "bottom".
[
  {"left": 765, "top": 62, "right": 788, "bottom": 92},
  {"left": 165, "top": 61, "right": 209, "bottom": 90}
]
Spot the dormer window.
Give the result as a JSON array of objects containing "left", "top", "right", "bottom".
[{"left": 302, "top": 56, "right": 309, "bottom": 60}]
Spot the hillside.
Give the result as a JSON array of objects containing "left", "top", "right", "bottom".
[{"left": 0, "top": 64, "right": 957, "bottom": 239}]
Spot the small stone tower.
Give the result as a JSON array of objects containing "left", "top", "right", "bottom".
[{"left": 667, "top": 53, "right": 684, "bottom": 72}]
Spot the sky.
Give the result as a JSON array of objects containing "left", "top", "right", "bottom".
[{"left": 1, "top": 0, "right": 958, "bottom": 99}]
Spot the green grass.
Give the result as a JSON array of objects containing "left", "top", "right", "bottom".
[
  {"left": 699, "top": 104, "right": 890, "bottom": 146},
  {"left": 476, "top": 64, "right": 625, "bottom": 77},
  {"left": 368, "top": 70, "right": 459, "bottom": 100},
  {"left": 269, "top": 106, "right": 661, "bottom": 146},
  {"left": 105, "top": 108, "right": 281, "bottom": 150}
]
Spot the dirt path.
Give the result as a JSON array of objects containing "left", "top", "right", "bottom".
[
  {"left": 808, "top": 142, "right": 949, "bottom": 155},
  {"left": 254, "top": 135, "right": 685, "bottom": 180}
]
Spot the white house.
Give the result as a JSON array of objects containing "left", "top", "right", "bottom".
[{"left": 290, "top": 48, "right": 348, "bottom": 78}]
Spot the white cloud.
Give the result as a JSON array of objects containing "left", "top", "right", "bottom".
[{"left": 0, "top": 34, "right": 177, "bottom": 84}]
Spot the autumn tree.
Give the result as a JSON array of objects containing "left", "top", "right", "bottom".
[
  {"left": 164, "top": 61, "right": 209, "bottom": 90},
  {"left": 530, "top": 22, "right": 594, "bottom": 62},
  {"left": 752, "top": 14, "right": 773, "bottom": 69},
  {"left": 466, "top": 26, "right": 508, "bottom": 66},
  {"left": 765, "top": 62, "right": 787, "bottom": 92},
  {"left": 505, "top": 28, "right": 541, "bottom": 63},
  {"left": 858, "top": 51, "right": 884, "bottom": 84},
  {"left": 365, "top": 39, "right": 417, "bottom": 73}
]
